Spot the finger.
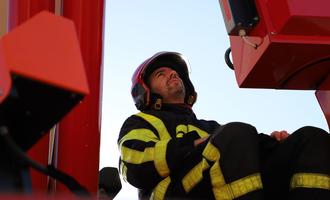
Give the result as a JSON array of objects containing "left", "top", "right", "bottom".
[{"left": 270, "top": 131, "right": 279, "bottom": 136}]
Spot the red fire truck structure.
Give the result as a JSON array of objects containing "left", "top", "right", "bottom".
[{"left": 0, "top": 0, "right": 329, "bottom": 199}]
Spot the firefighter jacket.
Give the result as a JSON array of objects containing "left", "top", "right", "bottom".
[
  {"left": 118, "top": 103, "right": 267, "bottom": 199},
  {"left": 118, "top": 104, "right": 217, "bottom": 199}
]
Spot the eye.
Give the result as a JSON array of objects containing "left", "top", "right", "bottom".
[{"left": 156, "top": 71, "right": 164, "bottom": 78}]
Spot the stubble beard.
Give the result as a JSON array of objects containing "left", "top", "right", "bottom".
[{"left": 167, "top": 81, "right": 186, "bottom": 103}]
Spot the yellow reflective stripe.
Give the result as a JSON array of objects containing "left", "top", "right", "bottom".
[
  {"left": 176, "top": 133, "right": 184, "bottom": 138},
  {"left": 135, "top": 112, "right": 171, "bottom": 140},
  {"left": 209, "top": 159, "right": 262, "bottom": 200},
  {"left": 176, "top": 124, "right": 188, "bottom": 134},
  {"left": 151, "top": 177, "right": 171, "bottom": 200},
  {"left": 176, "top": 124, "right": 209, "bottom": 138},
  {"left": 119, "top": 161, "right": 128, "bottom": 182},
  {"left": 213, "top": 173, "right": 263, "bottom": 200},
  {"left": 118, "top": 128, "right": 159, "bottom": 149},
  {"left": 182, "top": 158, "right": 210, "bottom": 193},
  {"left": 203, "top": 142, "right": 220, "bottom": 161},
  {"left": 176, "top": 125, "right": 186, "bottom": 138},
  {"left": 188, "top": 125, "right": 209, "bottom": 138},
  {"left": 154, "top": 140, "right": 170, "bottom": 177},
  {"left": 120, "top": 146, "right": 154, "bottom": 164},
  {"left": 290, "top": 173, "right": 330, "bottom": 190},
  {"left": 210, "top": 161, "right": 226, "bottom": 187},
  {"left": 229, "top": 173, "right": 262, "bottom": 198}
]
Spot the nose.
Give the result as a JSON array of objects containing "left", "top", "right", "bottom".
[{"left": 169, "top": 70, "right": 178, "bottom": 79}]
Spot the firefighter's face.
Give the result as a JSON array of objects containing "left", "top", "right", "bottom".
[{"left": 148, "top": 67, "right": 186, "bottom": 104}]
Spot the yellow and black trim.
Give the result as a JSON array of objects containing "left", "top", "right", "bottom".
[
  {"left": 202, "top": 142, "right": 220, "bottom": 162},
  {"left": 150, "top": 177, "right": 171, "bottom": 200},
  {"left": 176, "top": 124, "right": 209, "bottom": 138},
  {"left": 118, "top": 128, "right": 158, "bottom": 149},
  {"left": 182, "top": 158, "right": 210, "bottom": 193},
  {"left": 119, "top": 128, "right": 159, "bottom": 165},
  {"left": 290, "top": 173, "right": 330, "bottom": 190},
  {"left": 176, "top": 124, "right": 187, "bottom": 138},
  {"left": 154, "top": 139, "right": 171, "bottom": 177},
  {"left": 202, "top": 140, "right": 263, "bottom": 199},
  {"left": 134, "top": 112, "right": 171, "bottom": 177},
  {"left": 135, "top": 112, "right": 171, "bottom": 140},
  {"left": 187, "top": 125, "right": 209, "bottom": 138},
  {"left": 213, "top": 173, "right": 263, "bottom": 200}
]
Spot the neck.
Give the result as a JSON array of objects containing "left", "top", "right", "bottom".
[
  {"left": 161, "top": 103, "right": 194, "bottom": 113},
  {"left": 163, "top": 94, "right": 185, "bottom": 104},
  {"left": 163, "top": 99, "right": 184, "bottom": 104}
]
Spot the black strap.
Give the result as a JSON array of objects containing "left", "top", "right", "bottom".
[{"left": 0, "top": 126, "right": 90, "bottom": 197}]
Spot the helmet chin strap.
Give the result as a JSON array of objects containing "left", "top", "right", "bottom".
[
  {"left": 150, "top": 93, "right": 163, "bottom": 110},
  {"left": 186, "top": 95, "right": 196, "bottom": 106},
  {"left": 150, "top": 92, "right": 187, "bottom": 110}
]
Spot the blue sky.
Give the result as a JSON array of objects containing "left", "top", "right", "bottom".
[{"left": 100, "top": 1, "right": 328, "bottom": 199}]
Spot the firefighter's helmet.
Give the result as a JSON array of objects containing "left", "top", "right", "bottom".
[{"left": 131, "top": 51, "right": 197, "bottom": 110}]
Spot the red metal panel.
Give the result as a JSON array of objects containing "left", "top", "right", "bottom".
[
  {"left": 229, "top": 0, "right": 330, "bottom": 90},
  {"left": 55, "top": 0, "right": 105, "bottom": 195},
  {"left": 230, "top": 34, "right": 330, "bottom": 89},
  {"left": 226, "top": 0, "right": 330, "bottom": 129},
  {"left": 266, "top": 0, "right": 330, "bottom": 35},
  {"left": 2, "top": 11, "right": 88, "bottom": 151},
  {"left": 4, "top": 11, "right": 89, "bottom": 94},
  {"left": 7, "top": 0, "right": 55, "bottom": 193}
]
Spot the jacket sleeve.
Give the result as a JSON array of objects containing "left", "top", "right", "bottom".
[{"left": 117, "top": 115, "right": 202, "bottom": 190}]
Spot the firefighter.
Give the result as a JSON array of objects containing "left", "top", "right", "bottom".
[{"left": 117, "top": 51, "right": 330, "bottom": 200}]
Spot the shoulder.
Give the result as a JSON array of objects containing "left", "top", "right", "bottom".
[
  {"left": 198, "top": 119, "right": 221, "bottom": 126},
  {"left": 119, "top": 111, "right": 160, "bottom": 138},
  {"left": 121, "top": 112, "right": 149, "bottom": 128},
  {"left": 196, "top": 119, "right": 221, "bottom": 133}
]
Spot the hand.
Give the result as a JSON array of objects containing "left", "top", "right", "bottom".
[
  {"left": 270, "top": 130, "right": 289, "bottom": 141},
  {"left": 194, "top": 135, "right": 210, "bottom": 147}
]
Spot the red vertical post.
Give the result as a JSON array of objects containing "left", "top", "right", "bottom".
[
  {"left": 7, "top": 0, "right": 55, "bottom": 193},
  {"left": 8, "top": 0, "right": 55, "bottom": 29},
  {"left": 55, "top": 0, "right": 105, "bottom": 195}
]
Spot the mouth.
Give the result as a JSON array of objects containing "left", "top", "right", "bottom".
[{"left": 167, "top": 78, "right": 180, "bottom": 85}]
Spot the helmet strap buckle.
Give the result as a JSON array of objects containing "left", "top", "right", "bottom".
[
  {"left": 187, "top": 95, "right": 195, "bottom": 105},
  {"left": 153, "top": 98, "right": 162, "bottom": 110}
]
